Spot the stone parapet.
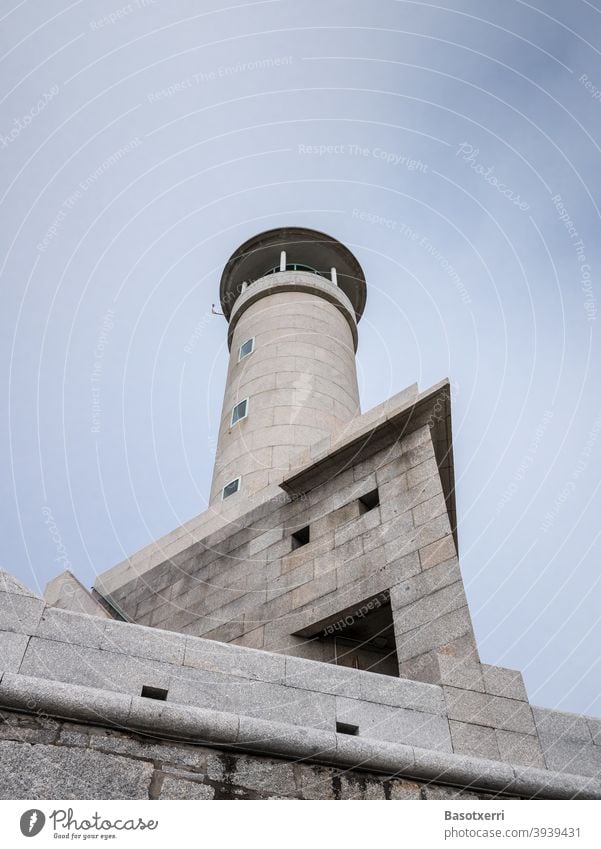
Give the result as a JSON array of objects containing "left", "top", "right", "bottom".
[
  {"left": 2, "top": 572, "right": 601, "bottom": 797},
  {"left": 0, "top": 674, "right": 598, "bottom": 799}
]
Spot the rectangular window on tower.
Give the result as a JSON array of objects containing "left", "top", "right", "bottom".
[
  {"left": 238, "top": 337, "right": 255, "bottom": 361},
  {"left": 231, "top": 398, "right": 248, "bottom": 425}
]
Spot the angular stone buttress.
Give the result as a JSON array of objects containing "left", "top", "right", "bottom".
[{"left": 1, "top": 228, "right": 600, "bottom": 799}]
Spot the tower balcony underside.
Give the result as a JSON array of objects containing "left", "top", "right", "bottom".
[
  {"left": 219, "top": 226, "right": 367, "bottom": 325},
  {"left": 226, "top": 270, "right": 359, "bottom": 352}
]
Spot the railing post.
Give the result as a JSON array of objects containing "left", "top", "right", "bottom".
[
  {"left": 331, "top": 267, "right": 338, "bottom": 286},
  {"left": 280, "top": 250, "right": 286, "bottom": 271}
]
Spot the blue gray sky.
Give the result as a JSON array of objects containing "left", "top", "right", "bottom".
[{"left": 1, "top": 0, "right": 600, "bottom": 715}]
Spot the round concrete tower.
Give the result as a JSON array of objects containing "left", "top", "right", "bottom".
[{"left": 210, "top": 227, "right": 367, "bottom": 506}]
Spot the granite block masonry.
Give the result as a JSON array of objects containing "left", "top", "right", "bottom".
[
  {"left": 3, "top": 227, "right": 597, "bottom": 800},
  {"left": 1, "top": 585, "right": 600, "bottom": 799}
]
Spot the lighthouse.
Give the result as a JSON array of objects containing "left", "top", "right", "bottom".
[
  {"left": 210, "top": 227, "right": 367, "bottom": 505},
  {"left": 28, "top": 225, "right": 599, "bottom": 802}
]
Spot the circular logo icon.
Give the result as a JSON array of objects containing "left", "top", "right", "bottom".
[{"left": 19, "top": 810, "right": 45, "bottom": 837}]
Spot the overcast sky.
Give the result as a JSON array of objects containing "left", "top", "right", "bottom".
[{"left": 1, "top": 0, "right": 600, "bottom": 716}]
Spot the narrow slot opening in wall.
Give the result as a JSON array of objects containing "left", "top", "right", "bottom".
[
  {"left": 141, "top": 686, "right": 168, "bottom": 701},
  {"left": 358, "top": 488, "right": 380, "bottom": 514},
  {"left": 291, "top": 525, "right": 310, "bottom": 549},
  {"left": 336, "top": 722, "right": 359, "bottom": 736}
]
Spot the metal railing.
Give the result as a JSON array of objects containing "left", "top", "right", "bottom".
[
  {"left": 262, "top": 262, "right": 329, "bottom": 278},
  {"left": 235, "top": 260, "right": 339, "bottom": 297}
]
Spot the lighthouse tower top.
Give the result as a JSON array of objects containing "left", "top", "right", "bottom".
[{"left": 219, "top": 226, "right": 367, "bottom": 323}]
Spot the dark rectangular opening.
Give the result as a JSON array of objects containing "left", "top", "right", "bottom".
[
  {"left": 358, "top": 488, "right": 380, "bottom": 513},
  {"left": 291, "top": 525, "right": 310, "bottom": 549},
  {"left": 293, "top": 591, "right": 399, "bottom": 678},
  {"left": 336, "top": 722, "right": 359, "bottom": 736},
  {"left": 141, "top": 685, "right": 168, "bottom": 701}
]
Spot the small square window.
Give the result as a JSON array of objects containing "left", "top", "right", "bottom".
[
  {"left": 292, "top": 525, "right": 310, "bottom": 549},
  {"left": 358, "top": 488, "right": 379, "bottom": 513},
  {"left": 238, "top": 337, "right": 255, "bottom": 361},
  {"left": 231, "top": 398, "right": 248, "bottom": 425},
  {"left": 222, "top": 477, "right": 241, "bottom": 499}
]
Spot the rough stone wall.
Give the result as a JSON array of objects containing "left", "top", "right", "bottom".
[{"left": 0, "top": 709, "right": 498, "bottom": 801}]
